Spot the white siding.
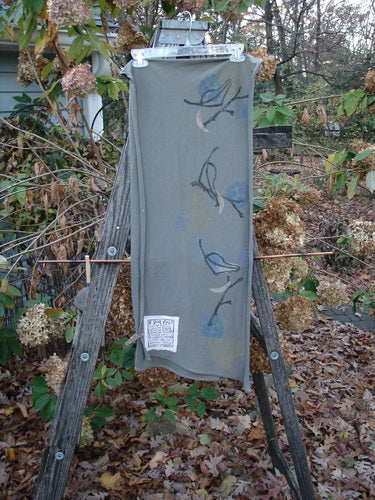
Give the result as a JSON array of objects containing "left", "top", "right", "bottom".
[{"left": 0, "top": 52, "right": 44, "bottom": 117}]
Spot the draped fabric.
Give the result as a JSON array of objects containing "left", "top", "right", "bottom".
[{"left": 125, "top": 55, "right": 260, "bottom": 391}]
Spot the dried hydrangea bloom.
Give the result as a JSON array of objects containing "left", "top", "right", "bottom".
[
  {"left": 364, "top": 70, "right": 375, "bottom": 95},
  {"left": 250, "top": 46, "right": 278, "bottom": 82},
  {"left": 316, "top": 278, "right": 348, "bottom": 307},
  {"left": 113, "top": 0, "right": 139, "bottom": 9},
  {"left": 290, "top": 257, "right": 309, "bottom": 282},
  {"left": 292, "top": 186, "right": 322, "bottom": 207},
  {"left": 62, "top": 62, "right": 97, "bottom": 98},
  {"left": 80, "top": 416, "right": 95, "bottom": 446},
  {"left": 251, "top": 331, "right": 293, "bottom": 373},
  {"left": 254, "top": 197, "right": 305, "bottom": 253},
  {"left": 350, "top": 140, "right": 375, "bottom": 177},
  {"left": 174, "top": 0, "right": 206, "bottom": 15},
  {"left": 51, "top": 50, "right": 69, "bottom": 74},
  {"left": 17, "top": 48, "right": 49, "bottom": 87},
  {"left": 114, "top": 22, "right": 149, "bottom": 54},
  {"left": 47, "top": 0, "right": 92, "bottom": 27},
  {"left": 43, "top": 354, "right": 68, "bottom": 395},
  {"left": 348, "top": 220, "right": 375, "bottom": 257},
  {"left": 262, "top": 257, "right": 293, "bottom": 293},
  {"left": 17, "top": 303, "right": 64, "bottom": 347},
  {"left": 221, "top": 0, "right": 243, "bottom": 24},
  {"left": 275, "top": 295, "right": 315, "bottom": 332}
]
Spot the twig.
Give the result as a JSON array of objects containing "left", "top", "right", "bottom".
[
  {"left": 289, "top": 94, "right": 342, "bottom": 106},
  {"left": 0, "top": 116, "right": 104, "bottom": 176},
  {"left": 310, "top": 237, "right": 375, "bottom": 270},
  {"left": 39, "top": 259, "right": 130, "bottom": 263},
  {"left": 255, "top": 251, "right": 334, "bottom": 259}
]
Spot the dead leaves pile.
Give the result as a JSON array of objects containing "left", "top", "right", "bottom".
[{"left": 1, "top": 311, "right": 374, "bottom": 498}]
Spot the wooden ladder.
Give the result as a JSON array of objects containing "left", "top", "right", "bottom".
[
  {"left": 34, "top": 129, "right": 315, "bottom": 498},
  {"left": 35, "top": 19, "right": 315, "bottom": 498}
]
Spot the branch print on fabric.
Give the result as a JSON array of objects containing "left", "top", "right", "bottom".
[
  {"left": 198, "top": 238, "right": 240, "bottom": 275},
  {"left": 191, "top": 147, "right": 247, "bottom": 218},
  {"left": 198, "top": 238, "right": 243, "bottom": 330},
  {"left": 184, "top": 75, "right": 248, "bottom": 131}
]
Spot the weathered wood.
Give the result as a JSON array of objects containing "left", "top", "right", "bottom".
[
  {"left": 253, "top": 125, "right": 292, "bottom": 150},
  {"left": 252, "top": 371, "right": 301, "bottom": 499},
  {"left": 252, "top": 235, "right": 316, "bottom": 499},
  {"left": 250, "top": 312, "right": 267, "bottom": 352},
  {"left": 34, "top": 144, "right": 131, "bottom": 499}
]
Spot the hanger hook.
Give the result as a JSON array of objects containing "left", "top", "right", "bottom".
[{"left": 179, "top": 10, "right": 193, "bottom": 46}]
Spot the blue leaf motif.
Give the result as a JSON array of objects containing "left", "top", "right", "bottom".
[
  {"left": 225, "top": 181, "right": 248, "bottom": 209},
  {"left": 197, "top": 74, "right": 221, "bottom": 100},
  {"left": 199, "top": 239, "right": 240, "bottom": 275},
  {"left": 202, "top": 315, "right": 224, "bottom": 338}
]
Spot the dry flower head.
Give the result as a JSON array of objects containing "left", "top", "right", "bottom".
[
  {"left": 80, "top": 416, "right": 94, "bottom": 446},
  {"left": 114, "top": 22, "right": 149, "bottom": 54},
  {"left": 316, "top": 278, "right": 348, "bottom": 307},
  {"left": 47, "top": 0, "right": 92, "bottom": 28},
  {"left": 348, "top": 220, "right": 375, "bottom": 257},
  {"left": 17, "top": 303, "right": 64, "bottom": 347},
  {"left": 250, "top": 47, "right": 278, "bottom": 82},
  {"left": 42, "top": 354, "right": 68, "bottom": 395},
  {"left": 292, "top": 186, "right": 322, "bottom": 207},
  {"left": 254, "top": 197, "right": 305, "bottom": 254},
  {"left": 62, "top": 62, "right": 97, "bottom": 98},
  {"left": 262, "top": 257, "right": 293, "bottom": 293},
  {"left": 275, "top": 295, "right": 315, "bottom": 332},
  {"left": 350, "top": 140, "right": 375, "bottom": 177},
  {"left": 174, "top": 0, "right": 206, "bottom": 15},
  {"left": 364, "top": 70, "right": 375, "bottom": 95},
  {"left": 114, "top": 0, "right": 140, "bottom": 9},
  {"left": 17, "top": 48, "right": 49, "bottom": 87},
  {"left": 221, "top": 0, "right": 243, "bottom": 24},
  {"left": 251, "top": 331, "right": 293, "bottom": 373},
  {"left": 290, "top": 257, "right": 310, "bottom": 282}
]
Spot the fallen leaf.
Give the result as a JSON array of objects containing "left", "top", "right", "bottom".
[
  {"left": 248, "top": 424, "right": 265, "bottom": 441},
  {"left": 16, "top": 402, "right": 28, "bottom": 418},
  {"left": 96, "top": 471, "right": 123, "bottom": 491},
  {"left": 5, "top": 407, "right": 14, "bottom": 417},
  {"left": 6, "top": 448, "right": 16, "bottom": 462},
  {"left": 148, "top": 451, "right": 167, "bottom": 469},
  {"left": 217, "top": 474, "right": 237, "bottom": 496}
]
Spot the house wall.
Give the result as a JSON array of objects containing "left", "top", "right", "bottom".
[
  {"left": 0, "top": 43, "right": 114, "bottom": 138},
  {"left": 0, "top": 50, "right": 43, "bottom": 118}
]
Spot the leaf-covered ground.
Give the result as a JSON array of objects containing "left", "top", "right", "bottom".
[
  {"left": 1, "top": 314, "right": 374, "bottom": 499},
  {"left": 0, "top": 178, "right": 374, "bottom": 499}
]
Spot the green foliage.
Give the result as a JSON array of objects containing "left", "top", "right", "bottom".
[
  {"left": 183, "top": 381, "right": 220, "bottom": 418},
  {"left": 106, "top": 338, "right": 136, "bottom": 370},
  {"left": 84, "top": 405, "right": 115, "bottom": 429},
  {"left": 337, "top": 89, "right": 372, "bottom": 119},
  {"left": 0, "top": 327, "right": 23, "bottom": 364},
  {"left": 146, "top": 381, "right": 220, "bottom": 423},
  {"left": 254, "top": 93, "right": 296, "bottom": 127},
  {"left": 96, "top": 76, "right": 128, "bottom": 101},
  {"left": 350, "top": 289, "right": 375, "bottom": 315},
  {"left": 0, "top": 260, "right": 23, "bottom": 364},
  {"left": 93, "top": 339, "right": 135, "bottom": 396},
  {"left": 258, "top": 173, "right": 307, "bottom": 201},
  {"left": 146, "top": 386, "right": 182, "bottom": 423},
  {"left": 30, "top": 376, "right": 57, "bottom": 422},
  {"left": 325, "top": 146, "right": 374, "bottom": 199}
]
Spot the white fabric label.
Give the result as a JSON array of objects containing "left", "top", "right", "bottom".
[{"left": 144, "top": 316, "right": 179, "bottom": 352}]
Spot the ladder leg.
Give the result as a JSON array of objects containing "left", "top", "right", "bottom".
[
  {"left": 252, "top": 371, "right": 301, "bottom": 499},
  {"left": 252, "top": 235, "right": 316, "bottom": 500},
  {"left": 34, "top": 145, "right": 131, "bottom": 499}
]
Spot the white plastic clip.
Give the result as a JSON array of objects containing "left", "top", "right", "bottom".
[
  {"left": 230, "top": 45, "right": 245, "bottom": 63},
  {"left": 133, "top": 50, "right": 148, "bottom": 68}
]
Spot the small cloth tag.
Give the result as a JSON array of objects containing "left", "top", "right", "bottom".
[{"left": 144, "top": 316, "right": 179, "bottom": 352}]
